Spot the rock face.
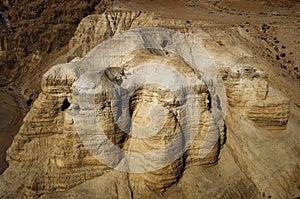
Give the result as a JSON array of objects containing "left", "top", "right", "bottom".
[
  {"left": 0, "top": 0, "right": 107, "bottom": 175},
  {"left": 221, "top": 65, "right": 290, "bottom": 130},
  {"left": 0, "top": 6, "right": 299, "bottom": 199},
  {"left": 0, "top": 24, "right": 227, "bottom": 197},
  {"left": 0, "top": 0, "right": 103, "bottom": 74}
]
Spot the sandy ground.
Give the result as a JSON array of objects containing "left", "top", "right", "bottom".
[{"left": 114, "top": 0, "right": 300, "bottom": 24}]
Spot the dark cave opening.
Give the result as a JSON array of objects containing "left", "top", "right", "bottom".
[{"left": 61, "top": 98, "right": 70, "bottom": 111}]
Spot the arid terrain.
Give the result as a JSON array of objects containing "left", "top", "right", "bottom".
[{"left": 0, "top": 0, "right": 299, "bottom": 198}]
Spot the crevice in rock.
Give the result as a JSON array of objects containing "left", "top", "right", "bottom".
[
  {"left": 61, "top": 98, "right": 70, "bottom": 111},
  {"left": 127, "top": 173, "right": 134, "bottom": 199}
]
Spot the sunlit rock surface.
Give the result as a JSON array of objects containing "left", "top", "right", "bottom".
[{"left": 0, "top": 3, "right": 299, "bottom": 199}]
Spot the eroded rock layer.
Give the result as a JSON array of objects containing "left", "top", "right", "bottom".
[{"left": 0, "top": 7, "right": 298, "bottom": 199}]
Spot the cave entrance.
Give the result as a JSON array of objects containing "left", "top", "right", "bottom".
[{"left": 61, "top": 98, "right": 70, "bottom": 111}]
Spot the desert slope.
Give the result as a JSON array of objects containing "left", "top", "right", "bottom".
[{"left": 0, "top": 0, "right": 299, "bottom": 198}]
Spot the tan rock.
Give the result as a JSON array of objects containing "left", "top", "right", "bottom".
[{"left": 0, "top": 9, "right": 298, "bottom": 199}]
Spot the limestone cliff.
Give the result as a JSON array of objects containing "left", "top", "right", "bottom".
[{"left": 0, "top": 3, "right": 299, "bottom": 199}]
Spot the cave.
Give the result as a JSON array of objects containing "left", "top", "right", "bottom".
[{"left": 61, "top": 98, "right": 70, "bottom": 111}]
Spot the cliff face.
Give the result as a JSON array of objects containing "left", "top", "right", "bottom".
[
  {"left": 0, "top": 0, "right": 105, "bottom": 174},
  {"left": 0, "top": 7, "right": 299, "bottom": 199},
  {"left": 0, "top": 0, "right": 102, "bottom": 77},
  {"left": 0, "top": 1, "right": 300, "bottom": 199}
]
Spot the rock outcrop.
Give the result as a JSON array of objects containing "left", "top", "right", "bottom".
[
  {"left": 221, "top": 64, "right": 290, "bottom": 130},
  {"left": 0, "top": 6, "right": 299, "bottom": 199}
]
